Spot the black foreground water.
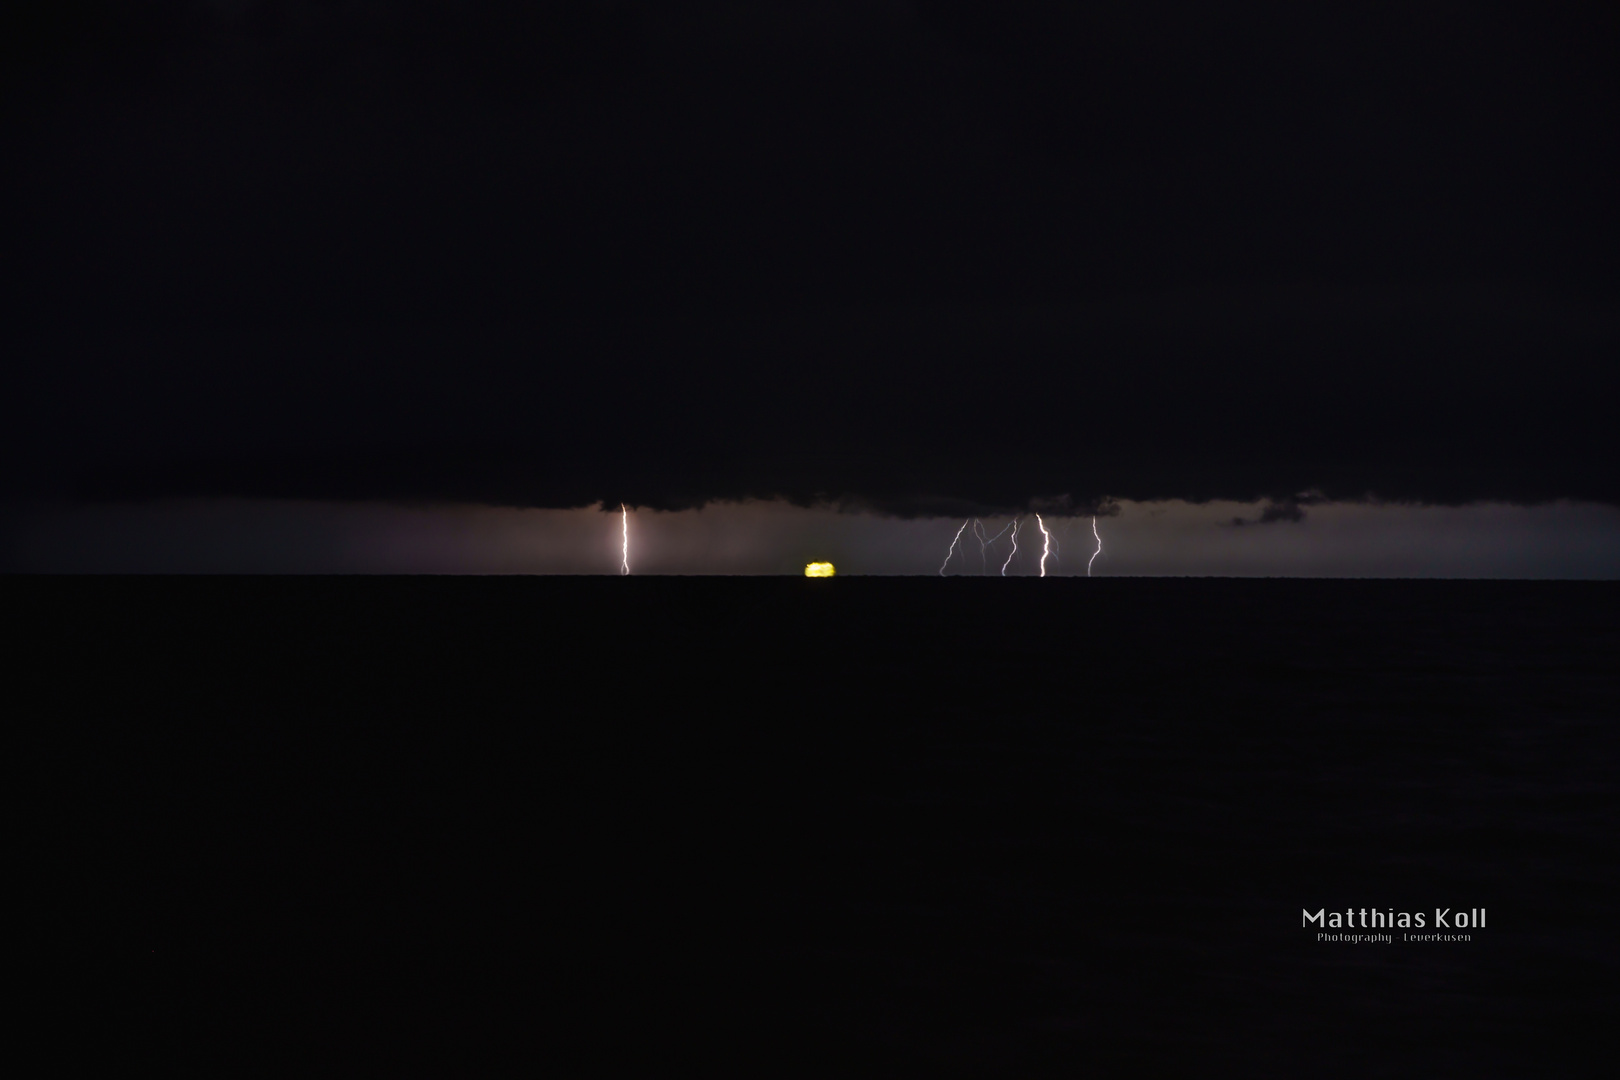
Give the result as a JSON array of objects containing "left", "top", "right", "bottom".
[{"left": 13, "top": 578, "right": 1618, "bottom": 1076}]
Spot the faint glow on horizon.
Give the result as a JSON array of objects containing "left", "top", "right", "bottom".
[
  {"left": 6, "top": 497, "right": 1619, "bottom": 577},
  {"left": 805, "top": 561, "right": 836, "bottom": 577}
]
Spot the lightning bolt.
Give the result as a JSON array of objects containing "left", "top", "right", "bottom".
[
  {"left": 939, "top": 518, "right": 970, "bottom": 576},
  {"left": 1088, "top": 515, "right": 1102, "bottom": 577},
  {"left": 621, "top": 503, "right": 630, "bottom": 576},
  {"left": 1035, "top": 513, "right": 1052, "bottom": 577},
  {"left": 1001, "top": 517, "right": 1021, "bottom": 576},
  {"left": 981, "top": 520, "right": 1014, "bottom": 546},
  {"left": 972, "top": 519, "right": 1015, "bottom": 576}
]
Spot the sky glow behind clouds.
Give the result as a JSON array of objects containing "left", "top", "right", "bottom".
[{"left": 6, "top": 499, "right": 1618, "bottom": 577}]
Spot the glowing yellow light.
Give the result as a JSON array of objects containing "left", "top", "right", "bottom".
[{"left": 804, "top": 562, "right": 836, "bottom": 578}]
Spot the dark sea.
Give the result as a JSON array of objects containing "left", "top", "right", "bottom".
[{"left": 13, "top": 578, "right": 1618, "bottom": 1076}]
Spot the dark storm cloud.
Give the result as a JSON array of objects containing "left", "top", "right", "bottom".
[
  {"left": 1230, "top": 491, "right": 1329, "bottom": 527},
  {"left": 3, "top": 3, "right": 1617, "bottom": 514},
  {"left": 1232, "top": 503, "right": 1305, "bottom": 528}
]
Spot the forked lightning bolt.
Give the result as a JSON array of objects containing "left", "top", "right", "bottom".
[
  {"left": 976, "top": 519, "right": 1013, "bottom": 576},
  {"left": 940, "top": 518, "right": 970, "bottom": 576},
  {"left": 620, "top": 503, "right": 630, "bottom": 575},
  {"left": 1001, "top": 517, "right": 1021, "bottom": 576},
  {"left": 942, "top": 516, "right": 1027, "bottom": 577},
  {"left": 1035, "top": 513, "right": 1052, "bottom": 577},
  {"left": 1088, "top": 515, "right": 1102, "bottom": 577}
]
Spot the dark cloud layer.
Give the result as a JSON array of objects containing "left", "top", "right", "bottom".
[{"left": 4, "top": 3, "right": 1617, "bottom": 513}]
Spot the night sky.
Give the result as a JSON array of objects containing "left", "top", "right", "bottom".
[
  {"left": 11, "top": 9, "right": 1620, "bottom": 1072},
  {"left": 5, "top": 2, "right": 1619, "bottom": 568}
]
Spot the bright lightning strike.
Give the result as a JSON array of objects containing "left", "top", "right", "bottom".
[
  {"left": 621, "top": 503, "right": 630, "bottom": 576},
  {"left": 1001, "top": 517, "right": 1021, "bottom": 576},
  {"left": 1035, "top": 513, "right": 1052, "bottom": 577},
  {"left": 1088, "top": 515, "right": 1102, "bottom": 577},
  {"left": 940, "top": 518, "right": 970, "bottom": 576}
]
